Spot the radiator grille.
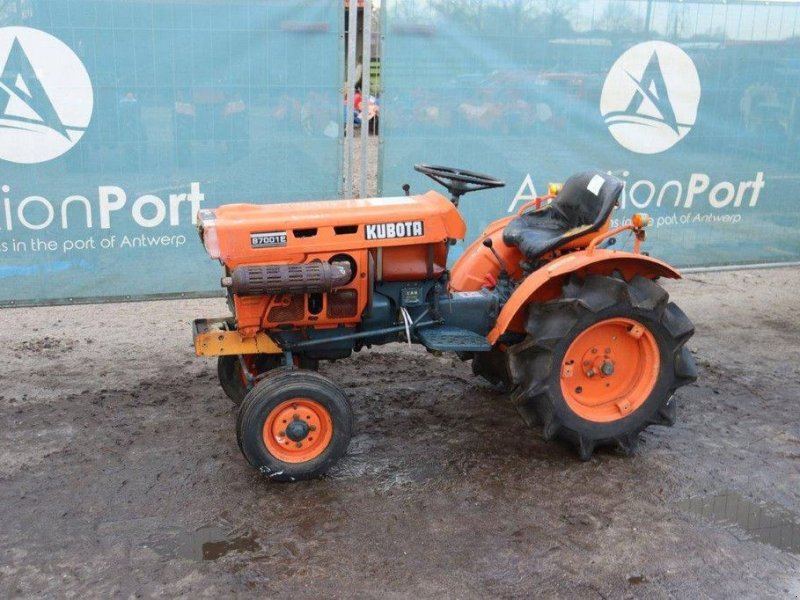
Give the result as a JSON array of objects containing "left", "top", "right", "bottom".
[
  {"left": 268, "top": 295, "right": 305, "bottom": 322},
  {"left": 327, "top": 289, "right": 358, "bottom": 318}
]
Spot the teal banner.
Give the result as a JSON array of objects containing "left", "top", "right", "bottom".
[
  {"left": 380, "top": 0, "right": 800, "bottom": 268},
  {"left": 0, "top": 0, "right": 342, "bottom": 305}
]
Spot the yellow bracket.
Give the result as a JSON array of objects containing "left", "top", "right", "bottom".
[{"left": 193, "top": 318, "right": 282, "bottom": 357}]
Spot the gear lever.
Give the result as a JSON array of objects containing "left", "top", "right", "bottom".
[{"left": 482, "top": 238, "right": 509, "bottom": 276}]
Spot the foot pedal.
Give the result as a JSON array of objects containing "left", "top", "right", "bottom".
[{"left": 416, "top": 326, "right": 491, "bottom": 352}]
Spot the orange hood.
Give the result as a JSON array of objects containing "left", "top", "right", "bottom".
[{"left": 201, "top": 191, "right": 466, "bottom": 265}]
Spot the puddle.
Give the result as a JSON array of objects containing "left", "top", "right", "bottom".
[
  {"left": 674, "top": 491, "right": 800, "bottom": 554},
  {"left": 147, "top": 525, "right": 260, "bottom": 561}
]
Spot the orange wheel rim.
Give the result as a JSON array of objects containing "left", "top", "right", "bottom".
[
  {"left": 262, "top": 398, "right": 333, "bottom": 463},
  {"left": 560, "top": 318, "right": 660, "bottom": 423}
]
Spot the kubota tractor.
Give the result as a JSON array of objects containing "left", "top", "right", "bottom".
[{"left": 193, "top": 166, "right": 696, "bottom": 481}]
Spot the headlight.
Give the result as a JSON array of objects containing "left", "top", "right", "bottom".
[{"left": 197, "top": 209, "right": 220, "bottom": 259}]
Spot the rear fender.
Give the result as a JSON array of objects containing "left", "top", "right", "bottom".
[{"left": 487, "top": 250, "right": 681, "bottom": 344}]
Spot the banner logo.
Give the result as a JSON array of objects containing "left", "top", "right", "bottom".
[
  {"left": 0, "top": 27, "right": 93, "bottom": 164},
  {"left": 600, "top": 41, "right": 700, "bottom": 154}
]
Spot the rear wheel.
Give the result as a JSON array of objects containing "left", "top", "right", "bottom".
[
  {"left": 472, "top": 348, "right": 512, "bottom": 391},
  {"left": 507, "top": 273, "right": 696, "bottom": 460},
  {"left": 237, "top": 370, "right": 353, "bottom": 481}
]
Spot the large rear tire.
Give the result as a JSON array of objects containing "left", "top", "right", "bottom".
[
  {"left": 471, "top": 348, "right": 512, "bottom": 391},
  {"left": 237, "top": 370, "right": 353, "bottom": 481},
  {"left": 507, "top": 273, "right": 696, "bottom": 460}
]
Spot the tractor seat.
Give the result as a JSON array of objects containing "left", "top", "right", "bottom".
[{"left": 503, "top": 171, "right": 623, "bottom": 262}]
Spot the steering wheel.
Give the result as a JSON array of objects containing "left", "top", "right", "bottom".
[{"left": 414, "top": 164, "right": 505, "bottom": 204}]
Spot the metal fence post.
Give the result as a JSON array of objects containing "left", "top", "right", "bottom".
[
  {"left": 359, "top": 0, "right": 373, "bottom": 199},
  {"left": 344, "top": 1, "right": 358, "bottom": 197}
]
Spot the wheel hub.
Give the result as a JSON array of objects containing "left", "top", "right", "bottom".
[
  {"left": 560, "top": 317, "right": 660, "bottom": 423},
  {"left": 262, "top": 398, "right": 333, "bottom": 463},
  {"left": 285, "top": 418, "right": 310, "bottom": 442}
]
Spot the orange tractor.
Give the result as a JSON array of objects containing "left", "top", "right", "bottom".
[{"left": 193, "top": 166, "right": 696, "bottom": 481}]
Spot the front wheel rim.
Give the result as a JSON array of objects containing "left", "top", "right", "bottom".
[
  {"left": 560, "top": 317, "right": 660, "bottom": 423},
  {"left": 262, "top": 398, "right": 333, "bottom": 463}
]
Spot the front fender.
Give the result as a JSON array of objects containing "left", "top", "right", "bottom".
[{"left": 487, "top": 249, "right": 682, "bottom": 344}]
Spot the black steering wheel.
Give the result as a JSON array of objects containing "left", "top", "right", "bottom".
[{"left": 414, "top": 164, "right": 505, "bottom": 205}]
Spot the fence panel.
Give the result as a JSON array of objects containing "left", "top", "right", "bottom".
[
  {"left": 0, "top": 0, "right": 342, "bottom": 305},
  {"left": 380, "top": 0, "right": 800, "bottom": 269}
]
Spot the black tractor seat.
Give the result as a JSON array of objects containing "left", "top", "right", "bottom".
[{"left": 503, "top": 170, "right": 623, "bottom": 262}]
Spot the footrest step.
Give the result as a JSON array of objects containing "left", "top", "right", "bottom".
[{"left": 416, "top": 326, "right": 491, "bottom": 352}]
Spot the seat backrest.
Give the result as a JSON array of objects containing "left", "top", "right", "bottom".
[
  {"left": 503, "top": 170, "right": 625, "bottom": 262},
  {"left": 546, "top": 171, "right": 624, "bottom": 230}
]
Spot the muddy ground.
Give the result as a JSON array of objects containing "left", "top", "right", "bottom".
[{"left": 1, "top": 266, "right": 799, "bottom": 599}]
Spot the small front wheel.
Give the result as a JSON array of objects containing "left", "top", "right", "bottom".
[
  {"left": 236, "top": 370, "right": 353, "bottom": 481},
  {"left": 217, "top": 354, "right": 281, "bottom": 406},
  {"left": 218, "top": 353, "right": 320, "bottom": 407}
]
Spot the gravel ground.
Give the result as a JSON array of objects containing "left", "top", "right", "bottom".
[
  {"left": 1, "top": 264, "right": 799, "bottom": 598},
  {"left": 350, "top": 133, "right": 380, "bottom": 197}
]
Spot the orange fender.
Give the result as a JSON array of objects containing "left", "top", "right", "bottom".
[
  {"left": 486, "top": 249, "right": 681, "bottom": 344},
  {"left": 449, "top": 216, "right": 523, "bottom": 291}
]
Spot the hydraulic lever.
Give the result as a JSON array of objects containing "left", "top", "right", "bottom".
[{"left": 482, "top": 238, "right": 509, "bottom": 277}]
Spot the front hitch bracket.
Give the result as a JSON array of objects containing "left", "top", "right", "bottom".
[{"left": 193, "top": 317, "right": 283, "bottom": 357}]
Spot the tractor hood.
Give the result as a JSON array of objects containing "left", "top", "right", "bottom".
[{"left": 197, "top": 191, "right": 466, "bottom": 265}]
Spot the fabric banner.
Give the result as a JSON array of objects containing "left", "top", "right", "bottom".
[
  {"left": 380, "top": 0, "right": 800, "bottom": 268},
  {"left": 0, "top": 0, "right": 342, "bottom": 305}
]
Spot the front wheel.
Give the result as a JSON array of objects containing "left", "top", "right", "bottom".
[
  {"left": 507, "top": 273, "right": 697, "bottom": 460},
  {"left": 236, "top": 370, "right": 353, "bottom": 481},
  {"left": 218, "top": 354, "right": 320, "bottom": 407},
  {"left": 217, "top": 354, "right": 281, "bottom": 406}
]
